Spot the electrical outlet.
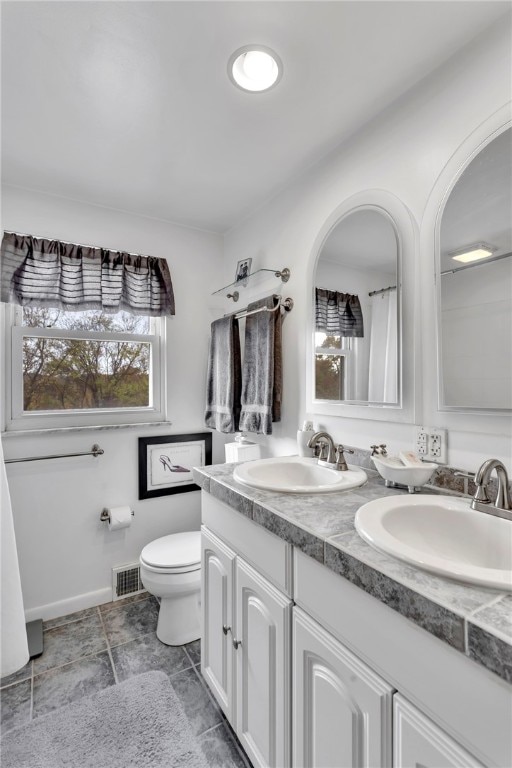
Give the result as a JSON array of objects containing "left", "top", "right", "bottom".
[
  {"left": 415, "top": 427, "right": 447, "bottom": 464},
  {"left": 430, "top": 434, "right": 442, "bottom": 456},
  {"left": 417, "top": 441, "right": 428, "bottom": 456},
  {"left": 415, "top": 429, "right": 428, "bottom": 456},
  {"left": 428, "top": 428, "right": 447, "bottom": 463}
]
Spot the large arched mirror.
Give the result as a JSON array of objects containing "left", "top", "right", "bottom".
[
  {"left": 313, "top": 207, "right": 400, "bottom": 407},
  {"left": 437, "top": 126, "right": 511, "bottom": 411}
]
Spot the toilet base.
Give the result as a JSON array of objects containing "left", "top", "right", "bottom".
[{"left": 156, "top": 592, "right": 201, "bottom": 646}]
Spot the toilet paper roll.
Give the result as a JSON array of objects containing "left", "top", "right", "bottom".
[{"left": 107, "top": 506, "right": 132, "bottom": 531}]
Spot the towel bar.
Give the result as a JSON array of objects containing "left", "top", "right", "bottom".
[
  {"left": 225, "top": 296, "right": 293, "bottom": 320},
  {"left": 4, "top": 444, "right": 104, "bottom": 464}
]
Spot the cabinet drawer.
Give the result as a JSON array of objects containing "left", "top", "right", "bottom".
[{"left": 202, "top": 492, "right": 292, "bottom": 596}]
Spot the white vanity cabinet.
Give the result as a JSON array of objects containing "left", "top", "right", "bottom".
[
  {"left": 393, "top": 695, "right": 485, "bottom": 768},
  {"left": 293, "top": 607, "right": 394, "bottom": 767},
  {"left": 201, "top": 492, "right": 511, "bottom": 768},
  {"left": 200, "top": 505, "right": 292, "bottom": 768}
]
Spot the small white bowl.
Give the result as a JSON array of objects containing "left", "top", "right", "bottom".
[{"left": 372, "top": 455, "right": 437, "bottom": 493}]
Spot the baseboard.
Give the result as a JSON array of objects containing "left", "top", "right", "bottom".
[{"left": 24, "top": 587, "right": 113, "bottom": 623}]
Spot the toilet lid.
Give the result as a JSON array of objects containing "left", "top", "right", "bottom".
[{"left": 141, "top": 531, "right": 201, "bottom": 570}]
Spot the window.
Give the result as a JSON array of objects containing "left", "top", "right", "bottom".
[
  {"left": 5, "top": 305, "right": 166, "bottom": 430},
  {"left": 315, "top": 331, "right": 351, "bottom": 401}
]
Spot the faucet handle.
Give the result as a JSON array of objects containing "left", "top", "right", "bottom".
[{"left": 335, "top": 444, "right": 353, "bottom": 471}]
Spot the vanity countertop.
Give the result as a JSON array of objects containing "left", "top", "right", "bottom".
[{"left": 193, "top": 461, "right": 512, "bottom": 684}]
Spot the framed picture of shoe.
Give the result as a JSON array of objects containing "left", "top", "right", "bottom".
[{"left": 138, "top": 432, "right": 212, "bottom": 499}]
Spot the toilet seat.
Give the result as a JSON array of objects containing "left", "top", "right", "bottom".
[{"left": 140, "top": 531, "right": 201, "bottom": 574}]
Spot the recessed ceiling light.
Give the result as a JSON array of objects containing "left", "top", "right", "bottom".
[
  {"left": 228, "top": 45, "right": 282, "bottom": 93},
  {"left": 449, "top": 243, "right": 495, "bottom": 264}
]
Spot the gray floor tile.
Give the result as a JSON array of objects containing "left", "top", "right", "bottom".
[
  {"left": 99, "top": 592, "right": 149, "bottom": 614},
  {"left": 101, "top": 596, "right": 159, "bottom": 647},
  {"left": 33, "top": 652, "right": 115, "bottom": 718},
  {"left": 111, "top": 632, "right": 193, "bottom": 682},
  {"left": 199, "top": 722, "right": 251, "bottom": 768},
  {"left": 0, "top": 679, "right": 32, "bottom": 733},
  {"left": 170, "top": 666, "right": 223, "bottom": 736},
  {"left": 33, "top": 614, "right": 107, "bottom": 674},
  {"left": 1, "top": 660, "right": 32, "bottom": 689},
  {"left": 184, "top": 638, "right": 201, "bottom": 666},
  {"left": 43, "top": 606, "right": 98, "bottom": 631}
]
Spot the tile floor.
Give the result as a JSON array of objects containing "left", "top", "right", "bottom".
[{"left": 0, "top": 593, "right": 251, "bottom": 767}]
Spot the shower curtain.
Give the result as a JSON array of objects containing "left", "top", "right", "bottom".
[
  {"left": 1, "top": 438, "right": 29, "bottom": 677},
  {"left": 368, "top": 289, "right": 398, "bottom": 403}
]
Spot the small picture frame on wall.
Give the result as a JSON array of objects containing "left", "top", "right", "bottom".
[
  {"left": 138, "top": 432, "right": 212, "bottom": 499},
  {"left": 234, "top": 257, "right": 252, "bottom": 286}
]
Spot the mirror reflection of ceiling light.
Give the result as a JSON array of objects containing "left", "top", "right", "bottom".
[
  {"left": 449, "top": 243, "right": 495, "bottom": 263},
  {"left": 228, "top": 45, "right": 282, "bottom": 92}
]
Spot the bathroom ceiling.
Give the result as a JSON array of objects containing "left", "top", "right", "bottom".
[{"left": 1, "top": 1, "right": 509, "bottom": 233}]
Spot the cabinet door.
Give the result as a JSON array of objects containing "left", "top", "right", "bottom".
[
  {"left": 201, "top": 526, "right": 235, "bottom": 721},
  {"left": 293, "top": 607, "right": 394, "bottom": 768},
  {"left": 235, "top": 557, "right": 292, "bottom": 768},
  {"left": 393, "top": 695, "right": 484, "bottom": 768}
]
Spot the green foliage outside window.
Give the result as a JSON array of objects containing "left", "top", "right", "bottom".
[{"left": 22, "top": 308, "right": 151, "bottom": 411}]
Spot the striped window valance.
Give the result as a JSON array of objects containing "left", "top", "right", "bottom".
[
  {"left": 315, "top": 288, "right": 364, "bottom": 338},
  {"left": 0, "top": 232, "right": 175, "bottom": 316}
]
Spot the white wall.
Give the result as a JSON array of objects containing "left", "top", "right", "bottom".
[
  {"left": 1, "top": 186, "right": 224, "bottom": 619},
  {"left": 223, "top": 19, "right": 512, "bottom": 469}
]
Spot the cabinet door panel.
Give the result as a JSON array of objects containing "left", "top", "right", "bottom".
[
  {"left": 201, "top": 526, "right": 235, "bottom": 720},
  {"left": 393, "top": 695, "right": 484, "bottom": 768},
  {"left": 236, "top": 558, "right": 292, "bottom": 768},
  {"left": 294, "top": 607, "right": 393, "bottom": 768}
]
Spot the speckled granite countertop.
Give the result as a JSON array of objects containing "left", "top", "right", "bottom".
[{"left": 193, "top": 462, "right": 512, "bottom": 684}]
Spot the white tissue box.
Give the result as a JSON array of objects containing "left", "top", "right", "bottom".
[{"left": 225, "top": 442, "right": 261, "bottom": 463}]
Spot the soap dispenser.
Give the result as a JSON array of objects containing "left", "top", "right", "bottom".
[{"left": 297, "top": 420, "right": 315, "bottom": 457}]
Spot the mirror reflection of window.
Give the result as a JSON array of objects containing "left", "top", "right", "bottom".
[
  {"left": 313, "top": 208, "right": 399, "bottom": 406},
  {"left": 439, "top": 127, "right": 512, "bottom": 410}
]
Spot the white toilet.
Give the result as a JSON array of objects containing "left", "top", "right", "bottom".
[{"left": 139, "top": 531, "right": 201, "bottom": 646}]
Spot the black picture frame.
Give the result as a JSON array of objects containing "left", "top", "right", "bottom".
[
  {"left": 234, "top": 257, "right": 252, "bottom": 286},
  {"left": 138, "top": 432, "right": 212, "bottom": 500}
]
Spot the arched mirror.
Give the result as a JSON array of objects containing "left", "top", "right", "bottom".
[
  {"left": 312, "top": 207, "right": 401, "bottom": 407},
  {"left": 437, "top": 126, "right": 511, "bottom": 411}
]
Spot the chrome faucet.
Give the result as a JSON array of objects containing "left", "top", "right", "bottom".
[
  {"left": 307, "top": 432, "right": 354, "bottom": 471},
  {"left": 307, "top": 431, "right": 336, "bottom": 465},
  {"left": 471, "top": 459, "right": 512, "bottom": 521}
]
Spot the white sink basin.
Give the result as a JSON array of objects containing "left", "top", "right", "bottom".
[
  {"left": 355, "top": 494, "right": 512, "bottom": 590},
  {"left": 233, "top": 456, "right": 367, "bottom": 494}
]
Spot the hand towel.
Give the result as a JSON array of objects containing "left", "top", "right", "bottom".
[
  {"left": 204, "top": 315, "right": 242, "bottom": 433},
  {"left": 239, "top": 295, "right": 283, "bottom": 435}
]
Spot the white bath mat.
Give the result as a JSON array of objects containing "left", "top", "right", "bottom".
[{"left": 1, "top": 671, "right": 209, "bottom": 768}]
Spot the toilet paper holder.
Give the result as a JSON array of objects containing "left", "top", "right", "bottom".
[{"left": 100, "top": 508, "right": 135, "bottom": 523}]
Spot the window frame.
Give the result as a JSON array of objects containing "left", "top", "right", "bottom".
[
  {"left": 314, "top": 333, "right": 354, "bottom": 402},
  {"left": 3, "top": 304, "right": 167, "bottom": 431}
]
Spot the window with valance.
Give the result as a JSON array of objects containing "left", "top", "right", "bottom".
[{"left": 1, "top": 233, "right": 175, "bottom": 429}]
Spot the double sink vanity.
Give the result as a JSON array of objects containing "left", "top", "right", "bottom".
[{"left": 193, "top": 457, "right": 511, "bottom": 768}]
